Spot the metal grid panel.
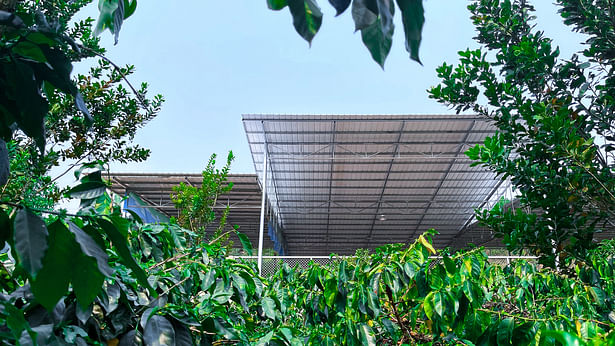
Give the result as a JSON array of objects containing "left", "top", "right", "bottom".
[{"left": 243, "top": 114, "right": 505, "bottom": 255}]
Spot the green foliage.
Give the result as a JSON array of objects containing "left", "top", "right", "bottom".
[
  {"left": 428, "top": 0, "right": 615, "bottom": 267},
  {"left": 3, "top": 215, "right": 615, "bottom": 344},
  {"left": 267, "top": 0, "right": 424, "bottom": 68},
  {"left": 171, "top": 152, "right": 235, "bottom": 244}
]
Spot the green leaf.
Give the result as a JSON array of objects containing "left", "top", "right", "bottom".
[
  {"left": 12, "top": 41, "right": 47, "bottom": 62},
  {"left": 497, "top": 317, "right": 514, "bottom": 346},
  {"left": 0, "top": 208, "right": 10, "bottom": 248},
  {"left": 433, "top": 291, "right": 444, "bottom": 317},
  {"left": 68, "top": 222, "right": 113, "bottom": 277},
  {"left": 261, "top": 297, "right": 277, "bottom": 320},
  {"left": 540, "top": 330, "right": 584, "bottom": 346},
  {"left": 287, "top": 0, "right": 323, "bottom": 45},
  {"left": 97, "top": 218, "right": 155, "bottom": 295},
  {"left": 143, "top": 315, "right": 175, "bottom": 346},
  {"left": 256, "top": 330, "right": 274, "bottom": 346},
  {"left": 367, "top": 289, "right": 380, "bottom": 317},
  {"left": 212, "top": 279, "right": 233, "bottom": 304},
  {"left": 324, "top": 278, "right": 337, "bottom": 307},
  {"left": 267, "top": 0, "right": 288, "bottom": 10},
  {"left": 329, "top": 0, "right": 351, "bottom": 16},
  {"left": 358, "top": 323, "right": 376, "bottom": 346},
  {"left": 443, "top": 256, "right": 456, "bottom": 274},
  {"left": 589, "top": 287, "right": 606, "bottom": 307},
  {"left": 95, "top": 0, "right": 119, "bottom": 36},
  {"left": 202, "top": 270, "right": 216, "bottom": 291},
  {"left": 6, "top": 60, "right": 48, "bottom": 151},
  {"left": 352, "top": 0, "right": 378, "bottom": 31},
  {"left": 3, "top": 304, "right": 28, "bottom": 339},
  {"left": 213, "top": 318, "right": 238, "bottom": 340},
  {"left": 31, "top": 221, "right": 74, "bottom": 311},
  {"left": 360, "top": 14, "right": 393, "bottom": 68},
  {"left": 66, "top": 181, "right": 106, "bottom": 200},
  {"left": 13, "top": 208, "right": 48, "bottom": 277},
  {"left": 423, "top": 291, "right": 434, "bottom": 320},
  {"left": 72, "top": 252, "right": 105, "bottom": 309},
  {"left": 236, "top": 231, "right": 253, "bottom": 256},
  {"left": 124, "top": 0, "right": 137, "bottom": 18},
  {"left": 395, "top": 0, "right": 424, "bottom": 63}
]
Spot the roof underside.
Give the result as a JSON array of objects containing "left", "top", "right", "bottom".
[{"left": 243, "top": 114, "right": 505, "bottom": 255}]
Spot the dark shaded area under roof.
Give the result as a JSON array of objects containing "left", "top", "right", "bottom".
[{"left": 109, "top": 173, "right": 276, "bottom": 251}]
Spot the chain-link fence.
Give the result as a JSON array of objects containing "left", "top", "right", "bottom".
[{"left": 230, "top": 255, "right": 538, "bottom": 277}]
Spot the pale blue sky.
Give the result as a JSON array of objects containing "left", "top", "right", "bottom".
[{"left": 75, "top": 1, "right": 584, "bottom": 175}]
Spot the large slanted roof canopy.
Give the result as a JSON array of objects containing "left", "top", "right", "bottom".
[{"left": 243, "top": 114, "right": 505, "bottom": 255}]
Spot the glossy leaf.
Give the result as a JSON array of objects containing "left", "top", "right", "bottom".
[
  {"left": 267, "top": 0, "right": 288, "bottom": 10},
  {"left": 261, "top": 297, "right": 277, "bottom": 320},
  {"left": 497, "top": 318, "right": 514, "bottom": 346},
  {"left": 395, "top": 0, "right": 424, "bottom": 63},
  {"left": 31, "top": 221, "right": 74, "bottom": 310},
  {"left": 143, "top": 315, "right": 175, "bottom": 346},
  {"left": 358, "top": 323, "right": 376, "bottom": 346},
  {"left": 211, "top": 279, "right": 233, "bottom": 304},
  {"left": 65, "top": 181, "right": 106, "bottom": 200},
  {"left": 236, "top": 231, "right": 253, "bottom": 256},
  {"left": 68, "top": 222, "right": 113, "bottom": 277},
  {"left": 72, "top": 253, "right": 106, "bottom": 309},
  {"left": 540, "top": 330, "right": 584, "bottom": 346},
  {"left": 352, "top": 0, "right": 378, "bottom": 31},
  {"left": 13, "top": 208, "right": 48, "bottom": 277},
  {"left": 97, "top": 218, "right": 155, "bottom": 294},
  {"left": 287, "top": 0, "right": 323, "bottom": 45},
  {"left": 329, "top": 0, "right": 351, "bottom": 16}
]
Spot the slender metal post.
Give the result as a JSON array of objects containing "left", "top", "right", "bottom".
[{"left": 257, "top": 146, "right": 268, "bottom": 275}]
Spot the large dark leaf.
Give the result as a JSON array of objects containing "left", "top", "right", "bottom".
[
  {"left": 13, "top": 208, "right": 48, "bottom": 277},
  {"left": 497, "top": 317, "right": 514, "bottom": 346},
  {"left": 68, "top": 222, "right": 113, "bottom": 277},
  {"left": 329, "top": 0, "right": 351, "bottom": 16},
  {"left": 0, "top": 208, "right": 10, "bottom": 248},
  {"left": 6, "top": 60, "right": 47, "bottom": 151},
  {"left": 65, "top": 181, "right": 106, "bottom": 200},
  {"left": 72, "top": 253, "right": 105, "bottom": 309},
  {"left": 268, "top": 0, "right": 288, "bottom": 10},
  {"left": 352, "top": 0, "right": 378, "bottom": 31},
  {"left": 361, "top": 17, "right": 393, "bottom": 68},
  {"left": 31, "top": 221, "right": 75, "bottom": 311},
  {"left": 288, "top": 0, "right": 323, "bottom": 45},
  {"left": 97, "top": 218, "right": 155, "bottom": 295},
  {"left": 358, "top": 0, "right": 395, "bottom": 68},
  {"left": 143, "top": 315, "right": 175, "bottom": 346},
  {"left": 236, "top": 231, "right": 253, "bottom": 256},
  {"left": 172, "top": 320, "right": 193, "bottom": 346},
  {"left": 396, "top": 0, "right": 424, "bottom": 63},
  {"left": 0, "top": 139, "right": 8, "bottom": 186}
]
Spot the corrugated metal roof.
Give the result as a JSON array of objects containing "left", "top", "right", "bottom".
[{"left": 243, "top": 114, "right": 505, "bottom": 255}]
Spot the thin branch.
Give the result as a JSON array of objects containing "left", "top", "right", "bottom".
[
  {"left": 0, "top": 201, "right": 81, "bottom": 217},
  {"left": 78, "top": 44, "right": 151, "bottom": 111}
]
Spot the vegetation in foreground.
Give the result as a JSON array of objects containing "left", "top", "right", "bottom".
[{"left": 0, "top": 0, "right": 613, "bottom": 344}]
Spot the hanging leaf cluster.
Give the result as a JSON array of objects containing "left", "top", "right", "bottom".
[{"left": 267, "top": 0, "right": 425, "bottom": 68}]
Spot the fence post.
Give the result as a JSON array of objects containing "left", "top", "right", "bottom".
[{"left": 257, "top": 145, "right": 268, "bottom": 275}]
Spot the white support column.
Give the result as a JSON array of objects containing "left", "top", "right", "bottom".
[{"left": 257, "top": 146, "right": 268, "bottom": 275}]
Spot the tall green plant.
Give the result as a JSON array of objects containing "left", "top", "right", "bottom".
[
  {"left": 171, "top": 152, "right": 235, "bottom": 245},
  {"left": 428, "top": 0, "right": 615, "bottom": 267}
]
